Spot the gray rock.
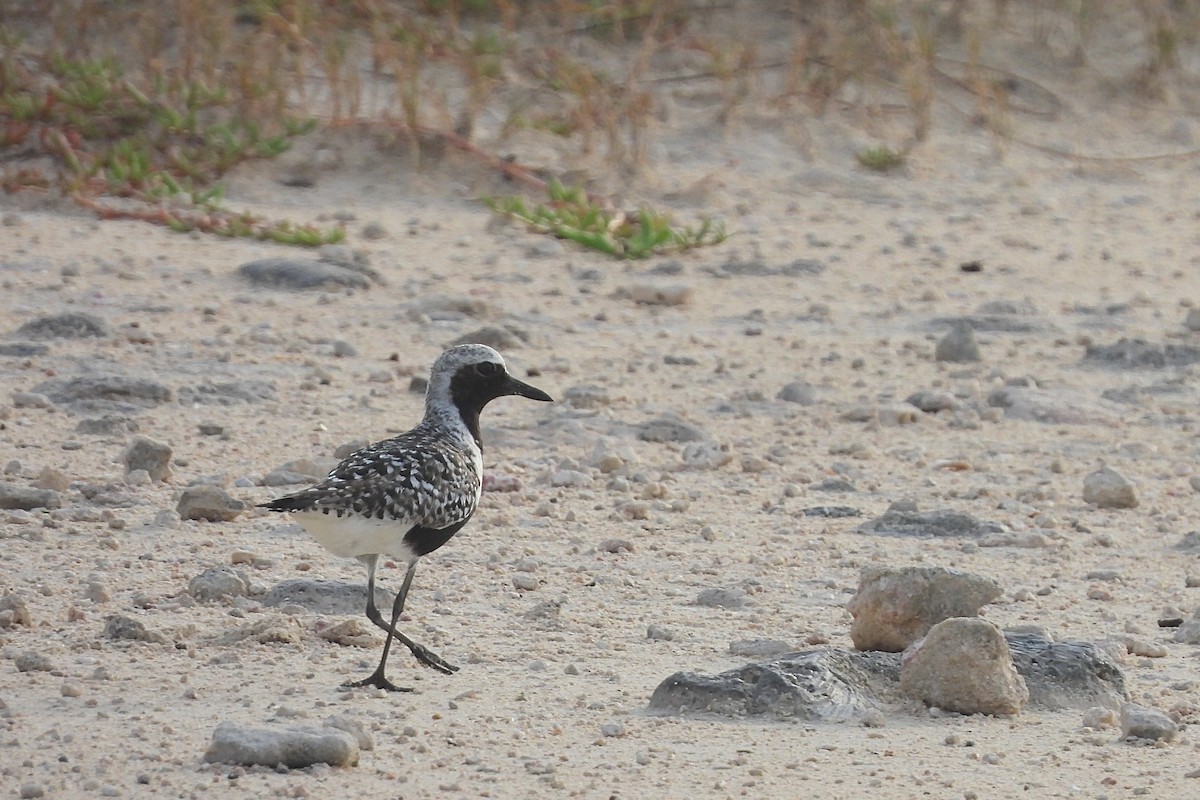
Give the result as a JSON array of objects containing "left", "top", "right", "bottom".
[
  {"left": 177, "top": 485, "right": 246, "bottom": 522},
  {"left": 694, "top": 587, "right": 747, "bottom": 609},
  {"left": 238, "top": 258, "right": 371, "bottom": 291},
  {"left": 646, "top": 624, "right": 675, "bottom": 641},
  {"left": 648, "top": 648, "right": 891, "bottom": 723},
  {"left": 899, "top": 618, "right": 1029, "bottom": 715},
  {"left": 1083, "top": 337, "right": 1200, "bottom": 369},
  {"left": 986, "top": 387, "right": 1121, "bottom": 425},
  {"left": 935, "top": 321, "right": 981, "bottom": 363},
  {"left": 103, "top": 614, "right": 165, "bottom": 643},
  {"left": 13, "top": 650, "right": 55, "bottom": 672},
  {"left": 0, "top": 342, "right": 50, "bottom": 356},
  {"left": 0, "top": 593, "right": 32, "bottom": 627},
  {"left": 562, "top": 384, "right": 610, "bottom": 408},
  {"left": 75, "top": 415, "right": 140, "bottom": 436},
  {"left": 1082, "top": 467, "right": 1138, "bottom": 509},
  {"left": 777, "top": 381, "right": 818, "bottom": 405},
  {"left": 12, "top": 392, "right": 53, "bottom": 410},
  {"left": 637, "top": 417, "right": 706, "bottom": 443},
  {"left": 847, "top": 566, "right": 1003, "bottom": 652},
  {"left": 323, "top": 714, "right": 374, "bottom": 751},
  {"left": 176, "top": 380, "right": 275, "bottom": 406},
  {"left": 188, "top": 566, "right": 251, "bottom": 602},
  {"left": 975, "top": 299, "right": 1038, "bottom": 316},
  {"left": 450, "top": 325, "right": 530, "bottom": 350},
  {"left": 1007, "top": 633, "right": 1128, "bottom": 710},
  {"left": 858, "top": 506, "right": 1007, "bottom": 539},
  {"left": 729, "top": 639, "right": 793, "bottom": 658},
  {"left": 204, "top": 721, "right": 359, "bottom": 768},
  {"left": 624, "top": 284, "right": 693, "bottom": 306},
  {"left": 1119, "top": 703, "right": 1178, "bottom": 742},
  {"left": 261, "top": 578, "right": 393, "bottom": 616},
  {"left": 929, "top": 314, "right": 1047, "bottom": 333},
  {"left": 801, "top": 505, "right": 862, "bottom": 518},
  {"left": 123, "top": 436, "right": 172, "bottom": 482},
  {"left": 0, "top": 482, "right": 63, "bottom": 510},
  {"left": 32, "top": 374, "right": 173, "bottom": 413},
  {"left": 1185, "top": 308, "right": 1200, "bottom": 332},
  {"left": 18, "top": 783, "right": 46, "bottom": 799},
  {"left": 812, "top": 477, "right": 856, "bottom": 493},
  {"left": 15, "top": 312, "right": 110, "bottom": 339},
  {"left": 718, "top": 257, "right": 825, "bottom": 277},
  {"left": 905, "top": 390, "right": 958, "bottom": 413}
]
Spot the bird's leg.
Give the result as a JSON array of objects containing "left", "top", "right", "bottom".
[
  {"left": 354, "top": 556, "right": 458, "bottom": 680},
  {"left": 344, "top": 555, "right": 411, "bottom": 692}
]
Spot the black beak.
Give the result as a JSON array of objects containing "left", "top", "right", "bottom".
[{"left": 505, "top": 374, "right": 553, "bottom": 402}]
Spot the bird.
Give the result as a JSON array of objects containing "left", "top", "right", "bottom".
[{"left": 258, "top": 343, "right": 553, "bottom": 692}]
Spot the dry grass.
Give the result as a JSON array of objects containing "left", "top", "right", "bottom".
[{"left": 2, "top": 1, "right": 1197, "bottom": 244}]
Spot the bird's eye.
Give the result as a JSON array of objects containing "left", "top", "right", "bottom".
[{"left": 474, "top": 362, "right": 501, "bottom": 377}]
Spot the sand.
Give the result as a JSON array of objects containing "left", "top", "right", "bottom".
[{"left": 3, "top": 8, "right": 1200, "bottom": 799}]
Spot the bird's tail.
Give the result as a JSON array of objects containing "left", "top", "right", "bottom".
[{"left": 257, "top": 493, "right": 315, "bottom": 513}]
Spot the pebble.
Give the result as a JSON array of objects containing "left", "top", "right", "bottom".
[
  {"left": 694, "top": 587, "right": 747, "bottom": 609},
  {"left": 33, "top": 467, "right": 71, "bottom": 492},
  {"left": 122, "top": 436, "right": 173, "bottom": 482},
  {"left": 1082, "top": 467, "right": 1138, "bottom": 509},
  {"left": 1084, "top": 337, "right": 1200, "bottom": 369},
  {"left": 636, "top": 417, "right": 706, "bottom": 443},
  {"left": 729, "top": 638, "right": 793, "bottom": 657},
  {"left": 905, "top": 389, "right": 958, "bottom": 413},
  {"left": 899, "top": 618, "right": 1029, "bottom": 715},
  {"left": 776, "top": 381, "right": 817, "bottom": 405},
  {"left": 646, "top": 624, "right": 675, "bottom": 641},
  {"left": 597, "top": 538, "right": 634, "bottom": 553},
  {"left": 14, "top": 650, "right": 55, "bottom": 673},
  {"left": 204, "top": 721, "right": 360, "bottom": 768},
  {"left": 15, "top": 311, "right": 111, "bottom": 339},
  {"left": 847, "top": 565, "right": 1002, "bottom": 652},
  {"left": 935, "top": 321, "right": 982, "bottom": 363},
  {"left": 32, "top": 374, "right": 173, "bottom": 411},
  {"left": 177, "top": 485, "right": 246, "bottom": 521},
  {"left": 1185, "top": 308, "right": 1200, "bottom": 332},
  {"left": 624, "top": 283, "right": 693, "bottom": 306},
  {"left": 1082, "top": 706, "right": 1117, "bottom": 729},
  {"left": 0, "top": 481, "right": 63, "bottom": 510},
  {"left": 237, "top": 257, "right": 371, "bottom": 290},
  {"left": 1119, "top": 703, "right": 1178, "bottom": 742},
  {"left": 512, "top": 573, "right": 539, "bottom": 591},
  {"left": 76, "top": 415, "right": 140, "bottom": 436},
  {"left": 103, "top": 614, "right": 165, "bottom": 643},
  {"left": 12, "top": 391, "right": 53, "bottom": 409},
  {"left": 19, "top": 784, "right": 46, "bottom": 799},
  {"left": 188, "top": 566, "right": 251, "bottom": 602}
]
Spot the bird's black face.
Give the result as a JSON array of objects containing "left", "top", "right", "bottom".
[{"left": 449, "top": 360, "right": 552, "bottom": 445}]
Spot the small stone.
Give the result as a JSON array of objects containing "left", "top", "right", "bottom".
[
  {"left": 597, "top": 538, "right": 634, "bottom": 554},
  {"left": 123, "top": 436, "right": 173, "bottom": 482},
  {"left": 198, "top": 422, "right": 225, "bottom": 436},
  {"left": 204, "top": 721, "right": 359, "bottom": 768},
  {"left": 777, "top": 381, "right": 817, "bottom": 405},
  {"left": 600, "top": 722, "right": 626, "bottom": 737},
  {"left": 1082, "top": 706, "right": 1117, "bottom": 729},
  {"left": 637, "top": 417, "right": 706, "bottom": 443},
  {"left": 319, "top": 618, "right": 377, "bottom": 648},
  {"left": 847, "top": 565, "right": 1003, "bottom": 652},
  {"left": 1082, "top": 467, "right": 1138, "bottom": 509},
  {"left": 625, "top": 283, "right": 692, "bottom": 306},
  {"left": 0, "top": 481, "right": 63, "bottom": 510},
  {"left": 188, "top": 566, "right": 251, "bottom": 602},
  {"left": 729, "top": 638, "right": 792, "bottom": 657},
  {"left": 238, "top": 258, "right": 371, "bottom": 291},
  {"left": 1185, "top": 308, "right": 1200, "bottom": 332},
  {"left": 1120, "top": 703, "right": 1178, "bottom": 742},
  {"left": 33, "top": 467, "right": 71, "bottom": 492},
  {"left": 61, "top": 681, "right": 84, "bottom": 698},
  {"left": 646, "top": 624, "right": 675, "bottom": 641},
  {"left": 899, "top": 618, "right": 1029, "bottom": 715},
  {"left": 935, "top": 321, "right": 982, "bottom": 363},
  {"left": 19, "top": 784, "right": 46, "bottom": 799},
  {"left": 103, "top": 614, "right": 165, "bottom": 643},
  {"left": 694, "top": 587, "right": 747, "bottom": 609},
  {"left": 177, "top": 485, "right": 246, "bottom": 522},
  {"left": 16, "top": 312, "right": 110, "bottom": 340},
  {"left": 14, "top": 650, "right": 55, "bottom": 673},
  {"left": 512, "top": 573, "right": 539, "bottom": 591},
  {"left": 0, "top": 593, "right": 32, "bottom": 627}
]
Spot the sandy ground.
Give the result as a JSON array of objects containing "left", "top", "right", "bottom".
[{"left": 4, "top": 10, "right": 1200, "bottom": 799}]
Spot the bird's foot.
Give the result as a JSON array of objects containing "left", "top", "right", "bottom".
[
  {"left": 342, "top": 671, "right": 413, "bottom": 693},
  {"left": 410, "top": 643, "right": 458, "bottom": 674}
]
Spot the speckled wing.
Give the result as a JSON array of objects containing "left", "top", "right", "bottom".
[{"left": 263, "top": 424, "right": 481, "bottom": 531}]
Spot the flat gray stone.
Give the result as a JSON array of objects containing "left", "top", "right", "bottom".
[
  {"left": 15, "top": 312, "right": 110, "bottom": 340},
  {"left": 261, "top": 578, "right": 393, "bottom": 616},
  {"left": 858, "top": 506, "right": 1007, "bottom": 539},
  {"left": 177, "top": 485, "right": 246, "bottom": 522},
  {"left": 188, "top": 566, "right": 251, "bottom": 602},
  {"left": 204, "top": 721, "right": 359, "bottom": 768},
  {"left": 648, "top": 648, "right": 893, "bottom": 723},
  {"left": 637, "top": 417, "right": 706, "bottom": 443},
  {"left": 0, "top": 482, "right": 63, "bottom": 510},
  {"left": 238, "top": 258, "right": 371, "bottom": 290},
  {"left": 1084, "top": 337, "right": 1200, "bottom": 369},
  {"left": 32, "top": 374, "right": 173, "bottom": 413}
]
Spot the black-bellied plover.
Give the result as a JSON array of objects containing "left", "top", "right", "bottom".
[{"left": 259, "top": 344, "right": 552, "bottom": 691}]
